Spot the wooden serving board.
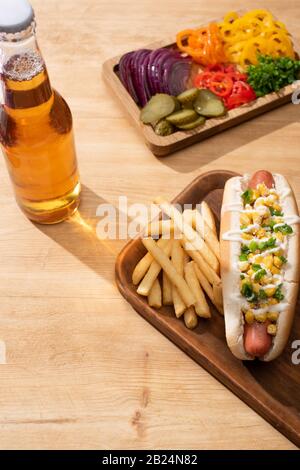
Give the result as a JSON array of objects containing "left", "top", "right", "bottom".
[
  {"left": 115, "top": 170, "right": 300, "bottom": 448},
  {"left": 102, "top": 14, "right": 299, "bottom": 157}
]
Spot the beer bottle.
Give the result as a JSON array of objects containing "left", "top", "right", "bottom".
[{"left": 0, "top": 0, "right": 80, "bottom": 224}]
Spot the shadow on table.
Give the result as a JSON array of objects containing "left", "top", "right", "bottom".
[
  {"left": 34, "top": 185, "right": 126, "bottom": 284},
  {"left": 158, "top": 102, "right": 300, "bottom": 173}
]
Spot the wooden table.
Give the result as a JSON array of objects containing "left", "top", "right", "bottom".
[{"left": 0, "top": 0, "right": 299, "bottom": 450}]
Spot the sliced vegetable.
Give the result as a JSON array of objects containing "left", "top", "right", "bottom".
[
  {"left": 241, "top": 244, "right": 251, "bottom": 255},
  {"left": 140, "top": 94, "right": 177, "bottom": 125},
  {"left": 274, "top": 286, "right": 285, "bottom": 301},
  {"left": 270, "top": 207, "right": 283, "bottom": 217},
  {"left": 119, "top": 48, "right": 191, "bottom": 107},
  {"left": 242, "top": 189, "right": 253, "bottom": 205},
  {"left": 194, "top": 64, "right": 256, "bottom": 110},
  {"left": 254, "top": 268, "right": 267, "bottom": 281},
  {"left": 176, "top": 23, "right": 227, "bottom": 66},
  {"left": 274, "top": 224, "right": 293, "bottom": 235},
  {"left": 177, "top": 88, "right": 199, "bottom": 105},
  {"left": 171, "top": 96, "right": 181, "bottom": 112},
  {"left": 154, "top": 120, "right": 175, "bottom": 136},
  {"left": 218, "top": 9, "right": 295, "bottom": 67},
  {"left": 194, "top": 89, "right": 225, "bottom": 117},
  {"left": 225, "top": 80, "right": 257, "bottom": 109},
  {"left": 177, "top": 115, "right": 206, "bottom": 130},
  {"left": 249, "top": 240, "right": 258, "bottom": 253},
  {"left": 258, "top": 237, "right": 276, "bottom": 251},
  {"left": 166, "top": 109, "right": 198, "bottom": 126},
  {"left": 247, "top": 55, "right": 300, "bottom": 97},
  {"left": 207, "top": 72, "right": 233, "bottom": 98},
  {"left": 241, "top": 282, "right": 256, "bottom": 301}
]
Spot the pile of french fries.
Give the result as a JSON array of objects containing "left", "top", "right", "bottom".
[{"left": 132, "top": 198, "right": 223, "bottom": 330}]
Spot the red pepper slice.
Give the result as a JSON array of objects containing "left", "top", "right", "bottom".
[
  {"left": 225, "top": 81, "right": 256, "bottom": 109},
  {"left": 194, "top": 64, "right": 256, "bottom": 110},
  {"left": 227, "top": 71, "right": 248, "bottom": 82},
  {"left": 209, "top": 72, "right": 233, "bottom": 98},
  {"left": 223, "top": 64, "right": 236, "bottom": 74},
  {"left": 194, "top": 71, "right": 213, "bottom": 88},
  {"left": 232, "top": 80, "right": 256, "bottom": 100}
]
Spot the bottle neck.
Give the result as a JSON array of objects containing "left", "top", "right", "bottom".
[{"left": 0, "top": 32, "right": 52, "bottom": 110}]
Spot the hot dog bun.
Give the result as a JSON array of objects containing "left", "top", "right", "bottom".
[{"left": 220, "top": 173, "right": 300, "bottom": 361}]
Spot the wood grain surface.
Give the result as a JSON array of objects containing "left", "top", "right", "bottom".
[{"left": 0, "top": 0, "right": 299, "bottom": 450}]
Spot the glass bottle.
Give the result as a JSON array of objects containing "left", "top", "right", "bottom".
[{"left": 0, "top": 0, "right": 80, "bottom": 224}]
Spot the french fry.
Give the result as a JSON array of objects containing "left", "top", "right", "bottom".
[
  {"left": 201, "top": 201, "right": 217, "bottom": 236},
  {"left": 144, "top": 219, "right": 174, "bottom": 238},
  {"left": 154, "top": 197, "right": 219, "bottom": 272},
  {"left": 148, "top": 279, "right": 162, "bottom": 308},
  {"left": 182, "top": 209, "right": 194, "bottom": 226},
  {"left": 181, "top": 236, "right": 221, "bottom": 286},
  {"left": 184, "top": 261, "right": 211, "bottom": 318},
  {"left": 184, "top": 208, "right": 219, "bottom": 260},
  {"left": 171, "top": 239, "right": 186, "bottom": 318},
  {"left": 213, "top": 282, "right": 224, "bottom": 315},
  {"left": 162, "top": 271, "right": 173, "bottom": 306},
  {"left": 192, "top": 209, "right": 220, "bottom": 261},
  {"left": 184, "top": 307, "right": 198, "bottom": 329},
  {"left": 132, "top": 237, "right": 169, "bottom": 285},
  {"left": 141, "top": 237, "right": 195, "bottom": 307},
  {"left": 193, "top": 262, "right": 223, "bottom": 315},
  {"left": 137, "top": 239, "right": 173, "bottom": 296}
]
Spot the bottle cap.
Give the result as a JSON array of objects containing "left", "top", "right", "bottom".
[{"left": 0, "top": 0, "right": 34, "bottom": 34}]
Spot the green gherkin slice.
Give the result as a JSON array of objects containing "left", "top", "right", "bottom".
[
  {"left": 177, "top": 88, "right": 199, "bottom": 105},
  {"left": 140, "top": 94, "right": 177, "bottom": 125},
  {"left": 154, "top": 119, "right": 175, "bottom": 136},
  {"left": 194, "top": 89, "right": 226, "bottom": 117},
  {"left": 166, "top": 109, "right": 198, "bottom": 126},
  {"left": 177, "top": 115, "right": 206, "bottom": 130}
]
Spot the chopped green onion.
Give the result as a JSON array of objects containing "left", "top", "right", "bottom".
[
  {"left": 241, "top": 244, "right": 250, "bottom": 255},
  {"left": 274, "top": 224, "right": 293, "bottom": 235},
  {"left": 258, "top": 237, "right": 276, "bottom": 251},
  {"left": 241, "top": 189, "right": 253, "bottom": 205},
  {"left": 241, "top": 282, "right": 257, "bottom": 301},
  {"left": 249, "top": 240, "right": 258, "bottom": 253},
  {"left": 270, "top": 207, "right": 283, "bottom": 217},
  {"left": 252, "top": 264, "right": 262, "bottom": 272},
  {"left": 274, "top": 286, "right": 284, "bottom": 301},
  {"left": 254, "top": 268, "right": 267, "bottom": 281},
  {"left": 258, "top": 289, "right": 268, "bottom": 300}
]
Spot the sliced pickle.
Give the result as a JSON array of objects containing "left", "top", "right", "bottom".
[
  {"left": 154, "top": 119, "right": 175, "bottom": 136},
  {"left": 194, "top": 89, "right": 226, "bottom": 117},
  {"left": 172, "top": 96, "right": 181, "bottom": 112},
  {"left": 140, "top": 94, "right": 177, "bottom": 125},
  {"left": 177, "top": 88, "right": 199, "bottom": 105},
  {"left": 166, "top": 109, "right": 198, "bottom": 126},
  {"left": 177, "top": 115, "right": 206, "bottom": 130}
]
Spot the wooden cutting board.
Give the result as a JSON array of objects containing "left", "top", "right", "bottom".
[
  {"left": 115, "top": 170, "right": 300, "bottom": 447},
  {"left": 103, "top": 11, "right": 300, "bottom": 157}
]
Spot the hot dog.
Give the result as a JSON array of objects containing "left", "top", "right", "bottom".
[{"left": 220, "top": 170, "right": 300, "bottom": 361}]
